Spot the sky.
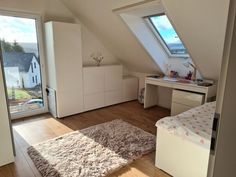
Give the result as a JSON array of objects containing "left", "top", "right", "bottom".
[
  {"left": 0, "top": 15, "right": 37, "bottom": 43},
  {"left": 151, "top": 15, "right": 183, "bottom": 45}
]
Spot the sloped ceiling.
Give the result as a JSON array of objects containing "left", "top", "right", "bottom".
[
  {"left": 162, "top": 0, "right": 230, "bottom": 80},
  {"left": 60, "top": 0, "right": 161, "bottom": 73},
  {"left": 61, "top": 0, "right": 230, "bottom": 80},
  {"left": 0, "top": 0, "right": 75, "bottom": 22}
]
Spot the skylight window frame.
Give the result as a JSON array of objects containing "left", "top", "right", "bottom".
[{"left": 144, "top": 13, "right": 189, "bottom": 58}]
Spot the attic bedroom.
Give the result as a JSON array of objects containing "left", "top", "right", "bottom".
[{"left": 0, "top": 0, "right": 235, "bottom": 177}]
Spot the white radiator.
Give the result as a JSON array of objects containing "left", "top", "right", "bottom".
[{"left": 47, "top": 87, "right": 57, "bottom": 118}]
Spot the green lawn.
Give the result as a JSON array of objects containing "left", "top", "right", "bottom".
[{"left": 7, "top": 88, "right": 31, "bottom": 100}]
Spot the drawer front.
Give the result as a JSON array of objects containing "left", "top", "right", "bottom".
[
  {"left": 172, "top": 89, "right": 204, "bottom": 107},
  {"left": 84, "top": 93, "right": 105, "bottom": 111},
  {"left": 83, "top": 67, "right": 105, "bottom": 95},
  {"left": 105, "top": 65, "right": 123, "bottom": 91},
  {"left": 171, "top": 102, "right": 192, "bottom": 116},
  {"left": 105, "top": 90, "right": 122, "bottom": 106}
]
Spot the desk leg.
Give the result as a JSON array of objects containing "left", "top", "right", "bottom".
[{"left": 144, "top": 83, "right": 158, "bottom": 108}]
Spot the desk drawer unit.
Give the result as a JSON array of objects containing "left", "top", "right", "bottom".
[{"left": 171, "top": 89, "right": 204, "bottom": 116}]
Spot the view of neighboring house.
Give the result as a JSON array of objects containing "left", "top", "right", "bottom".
[{"left": 3, "top": 52, "right": 41, "bottom": 89}]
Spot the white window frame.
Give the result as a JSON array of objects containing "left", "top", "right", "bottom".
[
  {"left": 0, "top": 10, "right": 48, "bottom": 119},
  {"left": 145, "top": 14, "right": 189, "bottom": 58}
]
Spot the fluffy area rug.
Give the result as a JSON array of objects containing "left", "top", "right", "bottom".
[{"left": 27, "top": 119, "right": 156, "bottom": 177}]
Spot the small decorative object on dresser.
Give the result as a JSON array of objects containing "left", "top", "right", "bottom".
[
  {"left": 183, "top": 61, "right": 197, "bottom": 81},
  {"left": 90, "top": 52, "right": 104, "bottom": 66},
  {"left": 169, "top": 70, "right": 179, "bottom": 78}
]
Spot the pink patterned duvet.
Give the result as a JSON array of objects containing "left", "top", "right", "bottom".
[{"left": 156, "top": 102, "right": 216, "bottom": 149}]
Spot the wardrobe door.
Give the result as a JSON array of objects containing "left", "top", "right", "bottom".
[{"left": 45, "top": 22, "right": 84, "bottom": 117}]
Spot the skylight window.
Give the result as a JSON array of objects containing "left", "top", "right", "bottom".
[{"left": 147, "top": 14, "right": 188, "bottom": 57}]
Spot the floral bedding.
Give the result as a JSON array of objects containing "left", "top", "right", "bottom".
[{"left": 156, "top": 101, "right": 216, "bottom": 148}]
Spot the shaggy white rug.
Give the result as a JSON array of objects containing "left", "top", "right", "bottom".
[{"left": 27, "top": 119, "right": 156, "bottom": 177}]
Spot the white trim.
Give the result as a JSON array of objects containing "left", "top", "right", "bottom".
[
  {"left": 144, "top": 16, "right": 190, "bottom": 58},
  {"left": 0, "top": 10, "right": 48, "bottom": 119},
  {"left": 0, "top": 9, "right": 40, "bottom": 21},
  {"left": 11, "top": 108, "right": 47, "bottom": 120}
]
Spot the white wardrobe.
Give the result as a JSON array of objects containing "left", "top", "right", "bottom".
[
  {"left": 45, "top": 21, "right": 139, "bottom": 118},
  {"left": 44, "top": 21, "right": 84, "bottom": 118}
]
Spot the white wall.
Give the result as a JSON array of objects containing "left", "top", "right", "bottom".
[
  {"left": 0, "top": 64, "right": 14, "bottom": 166},
  {"left": 81, "top": 24, "right": 120, "bottom": 66}
]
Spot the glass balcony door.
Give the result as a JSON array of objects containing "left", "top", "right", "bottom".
[{"left": 0, "top": 11, "right": 47, "bottom": 119}]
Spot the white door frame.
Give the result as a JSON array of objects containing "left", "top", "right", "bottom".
[
  {"left": 0, "top": 10, "right": 48, "bottom": 119},
  {"left": 207, "top": 0, "right": 236, "bottom": 176}
]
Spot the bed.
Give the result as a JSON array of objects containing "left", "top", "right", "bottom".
[{"left": 155, "top": 101, "right": 216, "bottom": 177}]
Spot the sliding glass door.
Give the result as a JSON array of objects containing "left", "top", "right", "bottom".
[{"left": 0, "top": 11, "right": 47, "bottom": 119}]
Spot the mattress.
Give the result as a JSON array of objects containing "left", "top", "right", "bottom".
[{"left": 156, "top": 101, "right": 216, "bottom": 148}]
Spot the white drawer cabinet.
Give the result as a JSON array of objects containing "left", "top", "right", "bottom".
[
  {"left": 83, "top": 65, "right": 123, "bottom": 111},
  {"left": 83, "top": 66, "right": 139, "bottom": 112},
  {"left": 171, "top": 89, "right": 204, "bottom": 116},
  {"left": 104, "top": 65, "right": 123, "bottom": 106},
  {"left": 105, "top": 90, "right": 123, "bottom": 106},
  {"left": 84, "top": 93, "right": 105, "bottom": 111}
]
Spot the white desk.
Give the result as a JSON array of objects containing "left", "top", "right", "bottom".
[{"left": 144, "top": 77, "right": 217, "bottom": 109}]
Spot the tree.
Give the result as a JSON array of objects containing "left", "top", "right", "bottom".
[
  {"left": 12, "top": 40, "right": 24, "bottom": 52},
  {"left": 0, "top": 39, "right": 25, "bottom": 53},
  {"left": 0, "top": 39, "right": 13, "bottom": 52}
]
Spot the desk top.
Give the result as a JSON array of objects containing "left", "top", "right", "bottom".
[{"left": 145, "top": 77, "right": 217, "bottom": 97}]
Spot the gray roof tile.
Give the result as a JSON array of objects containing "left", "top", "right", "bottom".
[{"left": 2, "top": 52, "right": 38, "bottom": 72}]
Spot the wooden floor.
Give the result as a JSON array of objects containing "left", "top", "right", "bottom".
[{"left": 0, "top": 101, "right": 171, "bottom": 177}]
